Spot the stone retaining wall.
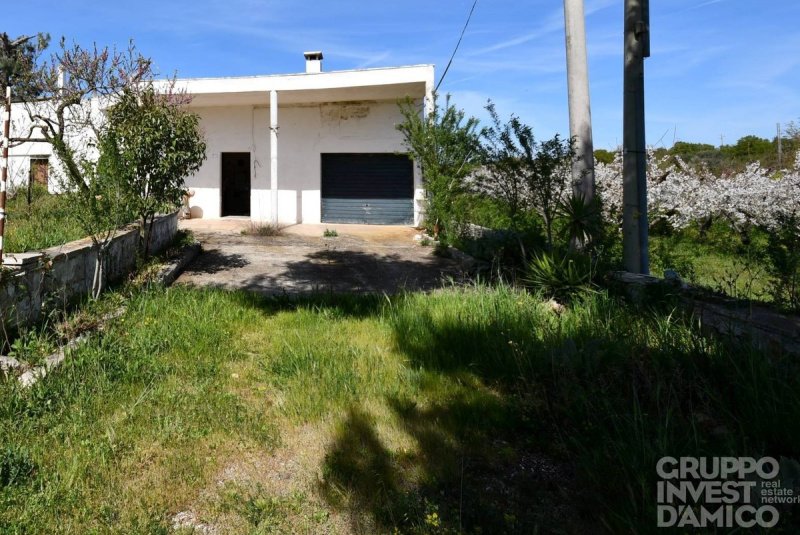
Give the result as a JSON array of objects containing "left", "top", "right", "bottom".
[
  {"left": 611, "top": 271, "right": 800, "bottom": 355},
  {"left": 0, "top": 212, "right": 179, "bottom": 330}
]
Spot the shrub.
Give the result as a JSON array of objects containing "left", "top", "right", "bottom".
[
  {"left": 479, "top": 104, "right": 575, "bottom": 251},
  {"left": 397, "top": 94, "right": 483, "bottom": 243},
  {"left": 558, "top": 192, "right": 603, "bottom": 250}
]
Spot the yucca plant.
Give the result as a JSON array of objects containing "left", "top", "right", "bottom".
[
  {"left": 559, "top": 192, "right": 603, "bottom": 251},
  {"left": 524, "top": 250, "right": 597, "bottom": 300}
]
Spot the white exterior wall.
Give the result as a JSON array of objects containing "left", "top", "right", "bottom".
[
  {"left": 3, "top": 63, "right": 434, "bottom": 226},
  {"left": 5, "top": 100, "right": 102, "bottom": 194},
  {"left": 6, "top": 103, "right": 57, "bottom": 193},
  {"left": 186, "top": 99, "right": 423, "bottom": 224}
]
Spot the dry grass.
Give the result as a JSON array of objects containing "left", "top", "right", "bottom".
[{"left": 240, "top": 221, "right": 286, "bottom": 237}]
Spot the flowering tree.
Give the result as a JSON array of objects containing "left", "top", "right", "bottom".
[
  {"left": 12, "top": 40, "right": 154, "bottom": 296},
  {"left": 14, "top": 39, "right": 204, "bottom": 297},
  {"left": 594, "top": 149, "right": 800, "bottom": 235}
]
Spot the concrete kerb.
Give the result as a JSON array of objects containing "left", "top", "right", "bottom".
[
  {"left": 12, "top": 306, "right": 125, "bottom": 389},
  {"left": 154, "top": 242, "right": 202, "bottom": 287}
]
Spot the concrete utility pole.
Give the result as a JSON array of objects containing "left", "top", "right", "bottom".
[
  {"left": 623, "top": 0, "right": 650, "bottom": 274},
  {"left": 777, "top": 123, "right": 783, "bottom": 169},
  {"left": 563, "top": 0, "right": 595, "bottom": 201}
]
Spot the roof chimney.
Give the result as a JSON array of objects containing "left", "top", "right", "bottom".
[{"left": 304, "top": 51, "right": 323, "bottom": 74}]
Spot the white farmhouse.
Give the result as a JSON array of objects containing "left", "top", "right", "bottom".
[{"left": 6, "top": 52, "right": 434, "bottom": 226}]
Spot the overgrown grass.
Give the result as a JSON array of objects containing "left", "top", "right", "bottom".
[
  {"left": 460, "top": 201, "right": 785, "bottom": 305},
  {"left": 4, "top": 187, "right": 86, "bottom": 253},
  {"left": 0, "top": 284, "right": 797, "bottom": 532},
  {"left": 650, "top": 225, "right": 775, "bottom": 300},
  {"left": 0, "top": 287, "right": 277, "bottom": 532}
]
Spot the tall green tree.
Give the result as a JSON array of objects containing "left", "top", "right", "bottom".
[
  {"left": 722, "top": 135, "right": 774, "bottom": 166},
  {"left": 101, "top": 87, "right": 206, "bottom": 256},
  {"left": 0, "top": 32, "right": 49, "bottom": 98},
  {"left": 397, "top": 94, "right": 483, "bottom": 242}
]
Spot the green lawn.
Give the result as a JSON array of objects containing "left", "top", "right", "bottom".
[
  {"left": 4, "top": 188, "right": 86, "bottom": 253},
  {"left": 1, "top": 285, "right": 798, "bottom": 533}
]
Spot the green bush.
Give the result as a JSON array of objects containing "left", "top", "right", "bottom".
[
  {"left": 0, "top": 446, "right": 35, "bottom": 488},
  {"left": 397, "top": 95, "right": 483, "bottom": 243}
]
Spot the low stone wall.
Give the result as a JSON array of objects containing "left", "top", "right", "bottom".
[
  {"left": 0, "top": 212, "right": 179, "bottom": 330},
  {"left": 611, "top": 271, "right": 800, "bottom": 355}
]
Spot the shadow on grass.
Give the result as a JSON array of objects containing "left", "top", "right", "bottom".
[
  {"left": 319, "top": 390, "right": 582, "bottom": 534},
  {"left": 148, "top": 285, "right": 800, "bottom": 532},
  {"left": 313, "top": 289, "right": 800, "bottom": 533}
]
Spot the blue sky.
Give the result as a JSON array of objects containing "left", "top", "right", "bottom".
[{"left": 5, "top": 0, "right": 799, "bottom": 148}]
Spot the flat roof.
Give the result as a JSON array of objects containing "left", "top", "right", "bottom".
[
  {"left": 172, "top": 63, "right": 434, "bottom": 83},
  {"left": 163, "top": 64, "right": 434, "bottom": 107}
]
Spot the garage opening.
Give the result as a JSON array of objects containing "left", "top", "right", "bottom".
[
  {"left": 321, "top": 153, "right": 414, "bottom": 225},
  {"left": 221, "top": 152, "right": 251, "bottom": 217}
]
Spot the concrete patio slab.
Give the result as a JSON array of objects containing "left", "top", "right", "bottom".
[{"left": 176, "top": 219, "right": 464, "bottom": 295}]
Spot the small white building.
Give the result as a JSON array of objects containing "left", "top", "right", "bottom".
[{"left": 6, "top": 52, "right": 434, "bottom": 226}]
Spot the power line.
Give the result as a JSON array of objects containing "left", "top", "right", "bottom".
[{"left": 435, "top": 0, "right": 479, "bottom": 92}]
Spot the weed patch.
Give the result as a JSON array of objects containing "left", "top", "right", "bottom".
[{"left": 241, "top": 221, "right": 285, "bottom": 237}]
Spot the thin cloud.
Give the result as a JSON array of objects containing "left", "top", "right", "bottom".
[
  {"left": 467, "top": 0, "right": 615, "bottom": 58},
  {"left": 674, "top": 0, "right": 727, "bottom": 14}
]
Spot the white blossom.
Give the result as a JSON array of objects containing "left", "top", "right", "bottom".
[{"left": 594, "top": 150, "right": 800, "bottom": 231}]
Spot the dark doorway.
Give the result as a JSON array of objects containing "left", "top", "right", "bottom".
[{"left": 221, "top": 152, "right": 251, "bottom": 216}]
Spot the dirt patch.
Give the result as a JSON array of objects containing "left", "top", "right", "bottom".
[{"left": 174, "top": 423, "right": 351, "bottom": 534}]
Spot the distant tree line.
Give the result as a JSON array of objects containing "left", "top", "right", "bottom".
[{"left": 595, "top": 125, "right": 800, "bottom": 176}]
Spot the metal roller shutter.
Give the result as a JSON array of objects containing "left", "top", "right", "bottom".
[{"left": 321, "top": 153, "right": 414, "bottom": 224}]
